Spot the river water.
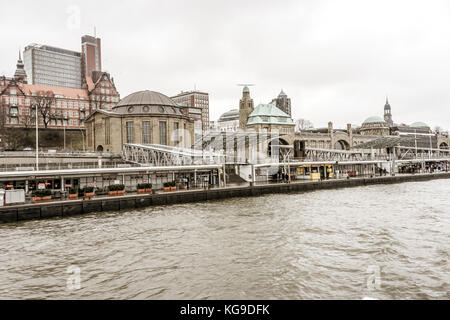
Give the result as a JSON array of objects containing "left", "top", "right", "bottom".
[{"left": 0, "top": 179, "right": 449, "bottom": 299}]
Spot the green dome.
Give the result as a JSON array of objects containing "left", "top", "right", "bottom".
[
  {"left": 243, "top": 86, "right": 250, "bottom": 93},
  {"left": 363, "top": 116, "right": 384, "bottom": 124},
  {"left": 218, "top": 109, "right": 239, "bottom": 122},
  {"left": 411, "top": 122, "right": 428, "bottom": 128}
]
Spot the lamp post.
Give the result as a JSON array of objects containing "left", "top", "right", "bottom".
[
  {"left": 35, "top": 104, "right": 39, "bottom": 171},
  {"left": 63, "top": 122, "right": 66, "bottom": 151}
]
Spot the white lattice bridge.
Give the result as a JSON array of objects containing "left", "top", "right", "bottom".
[{"left": 122, "top": 143, "right": 225, "bottom": 166}]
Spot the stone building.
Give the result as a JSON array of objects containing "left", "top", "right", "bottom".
[
  {"left": 239, "top": 86, "right": 254, "bottom": 130},
  {"left": 270, "top": 89, "right": 291, "bottom": 116},
  {"left": 246, "top": 103, "right": 295, "bottom": 134},
  {"left": 85, "top": 90, "right": 195, "bottom": 152},
  {"left": 359, "top": 116, "right": 390, "bottom": 136},
  {"left": 170, "top": 90, "right": 209, "bottom": 132},
  {"left": 217, "top": 109, "right": 239, "bottom": 132},
  {"left": 0, "top": 53, "right": 119, "bottom": 133},
  {"left": 383, "top": 97, "right": 393, "bottom": 126}
]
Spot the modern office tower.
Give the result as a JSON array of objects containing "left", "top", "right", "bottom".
[{"left": 23, "top": 44, "right": 82, "bottom": 88}]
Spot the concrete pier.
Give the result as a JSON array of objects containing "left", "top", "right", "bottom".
[{"left": 1, "top": 172, "right": 449, "bottom": 224}]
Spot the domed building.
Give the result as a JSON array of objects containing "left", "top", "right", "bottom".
[
  {"left": 85, "top": 90, "right": 195, "bottom": 152},
  {"left": 246, "top": 103, "right": 295, "bottom": 134},
  {"left": 217, "top": 109, "right": 239, "bottom": 132},
  {"left": 360, "top": 116, "right": 390, "bottom": 136},
  {"left": 410, "top": 122, "right": 430, "bottom": 131}
]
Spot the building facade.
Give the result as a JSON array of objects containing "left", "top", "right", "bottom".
[
  {"left": 23, "top": 35, "right": 104, "bottom": 90},
  {"left": 81, "top": 35, "right": 102, "bottom": 80},
  {"left": 23, "top": 44, "right": 82, "bottom": 89},
  {"left": 85, "top": 71, "right": 120, "bottom": 112},
  {"left": 170, "top": 91, "right": 209, "bottom": 132},
  {"left": 246, "top": 103, "right": 295, "bottom": 134},
  {"left": 270, "top": 90, "right": 291, "bottom": 116},
  {"left": 0, "top": 55, "right": 119, "bottom": 135},
  {"left": 217, "top": 109, "right": 239, "bottom": 132},
  {"left": 359, "top": 116, "right": 390, "bottom": 136},
  {"left": 384, "top": 97, "right": 393, "bottom": 126},
  {"left": 85, "top": 90, "right": 195, "bottom": 152},
  {"left": 239, "top": 86, "right": 254, "bottom": 130}
]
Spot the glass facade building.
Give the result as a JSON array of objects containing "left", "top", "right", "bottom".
[{"left": 23, "top": 44, "right": 82, "bottom": 88}]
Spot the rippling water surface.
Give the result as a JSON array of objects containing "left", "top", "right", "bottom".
[{"left": 0, "top": 179, "right": 449, "bottom": 299}]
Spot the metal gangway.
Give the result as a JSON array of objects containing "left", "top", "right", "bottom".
[
  {"left": 303, "top": 147, "right": 386, "bottom": 162},
  {"left": 122, "top": 143, "right": 225, "bottom": 166}
]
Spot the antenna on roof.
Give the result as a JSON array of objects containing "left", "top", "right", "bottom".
[{"left": 237, "top": 84, "right": 255, "bottom": 87}]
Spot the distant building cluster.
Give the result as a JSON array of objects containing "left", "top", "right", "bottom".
[
  {"left": 0, "top": 35, "right": 119, "bottom": 136},
  {"left": 0, "top": 35, "right": 210, "bottom": 150},
  {"left": 214, "top": 88, "right": 294, "bottom": 134}
]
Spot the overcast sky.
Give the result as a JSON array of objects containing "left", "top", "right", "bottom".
[{"left": 1, "top": 0, "right": 450, "bottom": 129}]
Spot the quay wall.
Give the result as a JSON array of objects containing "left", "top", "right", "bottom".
[{"left": 1, "top": 172, "right": 449, "bottom": 224}]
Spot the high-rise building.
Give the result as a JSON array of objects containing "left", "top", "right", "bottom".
[
  {"left": 81, "top": 35, "right": 102, "bottom": 80},
  {"left": 270, "top": 89, "right": 291, "bottom": 116},
  {"left": 23, "top": 44, "right": 82, "bottom": 88},
  {"left": 170, "top": 91, "right": 209, "bottom": 132}
]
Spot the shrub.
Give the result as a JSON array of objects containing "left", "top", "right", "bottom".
[
  {"left": 137, "top": 183, "right": 152, "bottom": 189},
  {"left": 108, "top": 184, "right": 125, "bottom": 191},
  {"left": 34, "top": 189, "right": 52, "bottom": 197},
  {"left": 83, "top": 186, "right": 95, "bottom": 193},
  {"left": 69, "top": 187, "right": 78, "bottom": 194}
]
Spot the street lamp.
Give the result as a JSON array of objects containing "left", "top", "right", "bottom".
[{"left": 35, "top": 104, "right": 39, "bottom": 171}]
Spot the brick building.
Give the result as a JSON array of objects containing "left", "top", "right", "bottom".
[
  {"left": 0, "top": 53, "right": 119, "bottom": 149},
  {"left": 170, "top": 90, "right": 209, "bottom": 133}
]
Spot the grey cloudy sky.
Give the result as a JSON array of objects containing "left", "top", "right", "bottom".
[{"left": 1, "top": 0, "right": 450, "bottom": 129}]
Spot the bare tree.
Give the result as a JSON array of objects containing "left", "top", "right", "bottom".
[
  {"left": 0, "top": 100, "right": 25, "bottom": 150},
  {"left": 21, "top": 106, "right": 35, "bottom": 129},
  {"left": 31, "top": 90, "right": 56, "bottom": 128},
  {"left": 0, "top": 100, "right": 8, "bottom": 148},
  {"left": 295, "top": 118, "right": 314, "bottom": 132}
]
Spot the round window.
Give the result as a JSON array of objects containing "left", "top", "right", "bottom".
[
  {"left": 158, "top": 106, "right": 165, "bottom": 113},
  {"left": 143, "top": 106, "right": 149, "bottom": 112},
  {"left": 127, "top": 106, "right": 134, "bottom": 113}
]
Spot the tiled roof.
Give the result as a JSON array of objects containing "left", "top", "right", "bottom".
[
  {"left": 22, "top": 84, "right": 89, "bottom": 99},
  {"left": 85, "top": 76, "right": 95, "bottom": 91},
  {"left": 247, "top": 103, "right": 294, "bottom": 125}
]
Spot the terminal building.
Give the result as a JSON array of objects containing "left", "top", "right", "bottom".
[{"left": 85, "top": 90, "right": 195, "bottom": 152}]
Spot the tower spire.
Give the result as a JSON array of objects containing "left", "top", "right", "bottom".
[{"left": 383, "top": 95, "right": 393, "bottom": 126}]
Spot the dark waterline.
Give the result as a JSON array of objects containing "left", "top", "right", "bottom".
[{"left": 0, "top": 179, "right": 449, "bottom": 299}]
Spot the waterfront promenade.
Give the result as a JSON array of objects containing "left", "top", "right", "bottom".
[{"left": 1, "top": 171, "right": 449, "bottom": 224}]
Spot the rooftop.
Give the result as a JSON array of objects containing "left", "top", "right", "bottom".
[
  {"left": 363, "top": 116, "right": 385, "bottom": 124},
  {"left": 117, "top": 90, "right": 179, "bottom": 108},
  {"left": 247, "top": 103, "right": 294, "bottom": 126}
]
